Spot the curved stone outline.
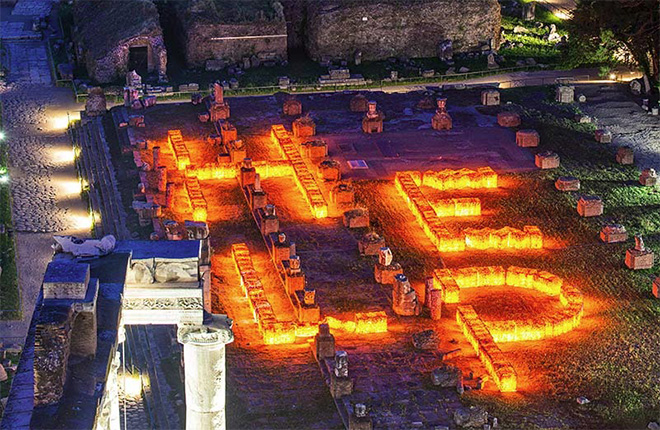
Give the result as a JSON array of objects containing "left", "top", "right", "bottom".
[{"left": 434, "top": 265, "right": 584, "bottom": 392}]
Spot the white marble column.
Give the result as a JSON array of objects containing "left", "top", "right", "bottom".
[{"left": 177, "top": 317, "right": 234, "bottom": 430}]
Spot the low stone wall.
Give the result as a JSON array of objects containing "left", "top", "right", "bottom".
[
  {"left": 305, "top": 0, "right": 501, "bottom": 61},
  {"left": 183, "top": 21, "right": 287, "bottom": 67}
]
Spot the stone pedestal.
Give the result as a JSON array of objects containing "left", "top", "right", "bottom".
[
  {"left": 652, "top": 277, "right": 660, "bottom": 298},
  {"left": 392, "top": 274, "right": 421, "bottom": 316},
  {"left": 427, "top": 289, "right": 442, "bottom": 320},
  {"left": 302, "top": 140, "right": 328, "bottom": 160},
  {"left": 350, "top": 94, "right": 369, "bottom": 112},
  {"left": 85, "top": 87, "right": 107, "bottom": 116},
  {"left": 555, "top": 176, "right": 580, "bottom": 191},
  {"left": 240, "top": 163, "right": 256, "bottom": 187},
  {"left": 349, "top": 414, "right": 373, "bottom": 430},
  {"left": 431, "top": 112, "right": 452, "bottom": 130},
  {"left": 616, "top": 147, "right": 634, "bottom": 165},
  {"left": 219, "top": 122, "right": 237, "bottom": 144},
  {"left": 374, "top": 262, "right": 403, "bottom": 285},
  {"left": 577, "top": 195, "right": 603, "bottom": 217},
  {"left": 314, "top": 324, "right": 335, "bottom": 361},
  {"left": 516, "top": 129, "right": 539, "bottom": 147},
  {"left": 639, "top": 168, "right": 658, "bottom": 186},
  {"left": 362, "top": 101, "right": 384, "bottom": 133},
  {"left": 343, "top": 208, "right": 369, "bottom": 228},
  {"left": 318, "top": 160, "right": 341, "bottom": 182},
  {"left": 358, "top": 233, "right": 385, "bottom": 256},
  {"left": 285, "top": 272, "right": 305, "bottom": 296},
  {"left": 600, "top": 224, "right": 628, "bottom": 243},
  {"left": 535, "top": 151, "right": 560, "bottom": 169},
  {"left": 178, "top": 320, "right": 234, "bottom": 430},
  {"left": 293, "top": 117, "right": 316, "bottom": 137},
  {"left": 283, "top": 98, "right": 302, "bottom": 116},
  {"left": 249, "top": 189, "right": 267, "bottom": 210},
  {"left": 481, "top": 90, "right": 500, "bottom": 106},
  {"left": 625, "top": 248, "right": 654, "bottom": 270},
  {"left": 497, "top": 112, "right": 521, "bottom": 127},
  {"left": 595, "top": 129, "right": 612, "bottom": 143},
  {"left": 330, "top": 373, "right": 353, "bottom": 399},
  {"left": 556, "top": 86, "right": 575, "bottom": 103}
]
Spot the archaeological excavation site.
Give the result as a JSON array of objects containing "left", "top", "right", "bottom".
[{"left": 2, "top": 0, "right": 660, "bottom": 429}]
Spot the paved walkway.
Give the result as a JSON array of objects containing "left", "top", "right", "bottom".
[{"left": 0, "top": 3, "right": 88, "bottom": 343}]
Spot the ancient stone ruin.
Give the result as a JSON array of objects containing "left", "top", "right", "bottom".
[
  {"left": 431, "top": 98, "right": 452, "bottom": 131},
  {"left": 555, "top": 176, "right": 580, "bottom": 192},
  {"left": 577, "top": 195, "right": 603, "bottom": 217},
  {"left": 73, "top": 0, "right": 167, "bottom": 83},
  {"left": 535, "top": 151, "right": 560, "bottom": 169},
  {"left": 625, "top": 235, "right": 654, "bottom": 270},
  {"left": 481, "top": 89, "right": 500, "bottom": 106},
  {"left": 516, "top": 129, "right": 539, "bottom": 147},
  {"left": 362, "top": 101, "right": 384, "bottom": 134},
  {"left": 497, "top": 111, "right": 521, "bottom": 127}
]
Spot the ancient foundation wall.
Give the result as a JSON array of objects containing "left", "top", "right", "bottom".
[
  {"left": 183, "top": 21, "right": 287, "bottom": 67},
  {"left": 304, "top": 0, "right": 501, "bottom": 61}
]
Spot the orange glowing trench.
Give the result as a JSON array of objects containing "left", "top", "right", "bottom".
[
  {"left": 231, "top": 243, "right": 388, "bottom": 344},
  {"left": 167, "top": 129, "right": 191, "bottom": 170},
  {"left": 395, "top": 171, "right": 543, "bottom": 252},
  {"left": 271, "top": 125, "right": 328, "bottom": 219},
  {"left": 433, "top": 266, "right": 584, "bottom": 392}
]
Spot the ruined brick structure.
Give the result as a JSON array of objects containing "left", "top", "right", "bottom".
[
  {"left": 175, "top": 0, "right": 288, "bottom": 68},
  {"left": 304, "top": 0, "right": 500, "bottom": 62},
  {"left": 73, "top": 0, "right": 167, "bottom": 83}
]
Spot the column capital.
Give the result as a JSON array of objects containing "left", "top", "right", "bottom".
[{"left": 177, "top": 315, "right": 234, "bottom": 346}]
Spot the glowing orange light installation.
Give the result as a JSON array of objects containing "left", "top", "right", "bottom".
[
  {"left": 231, "top": 243, "right": 296, "bottom": 344},
  {"left": 396, "top": 170, "right": 543, "bottom": 251},
  {"left": 419, "top": 167, "right": 498, "bottom": 190},
  {"left": 431, "top": 198, "right": 481, "bottom": 217},
  {"left": 395, "top": 172, "right": 465, "bottom": 252},
  {"left": 187, "top": 160, "right": 294, "bottom": 182},
  {"left": 464, "top": 226, "right": 543, "bottom": 250},
  {"left": 271, "top": 125, "right": 328, "bottom": 218},
  {"left": 325, "top": 311, "right": 388, "bottom": 334},
  {"left": 457, "top": 305, "right": 517, "bottom": 392},
  {"left": 433, "top": 266, "right": 584, "bottom": 392},
  {"left": 184, "top": 176, "right": 208, "bottom": 222},
  {"left": 167, "top": 130, "right": 191, "bottom": 170}
]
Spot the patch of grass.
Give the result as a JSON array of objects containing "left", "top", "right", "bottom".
[{"left": 0, "top": 104, "right": 19, "bottom": 320}]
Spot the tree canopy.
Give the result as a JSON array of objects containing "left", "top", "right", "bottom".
[{"left": 569, "top": 0, "right": 659, "bottom": 85}]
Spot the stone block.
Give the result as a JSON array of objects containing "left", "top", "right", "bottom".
[
  {"left": 350, "top": 94, "right": 369, "bottom": 112},
  {"left": 595, "top": 129, "right": 612, "bottom": 143},
  {"left": 314, "top": 325, "right": 335, "bottom": 361},
  {"left": 625, "top": 248, "right": 654, "bottom": 270},
  {"left": 302, "top": 140, "right": 328, "bottom": 159},
  {"left": 330, "top": 373, "right": 353, "bottom": 399},
  {"left": 432, "top": 112, "right": 452, "bottom": 130},
  {"left": 283, "top": 98, "right": 302, "bottom": 116},
  {"left": 427, "top": 289, "right": 442, "bottom": 320},
  {"left": 600, "top": 224, "right": 628, "bottom": 243},
  {"left": 240, "top": 167, "right": 256, "bottom": 187},
  {"left": 293, "top": 117, "right": 316, "bottom": 137},
  {"left": 43, "top": 261, "right": 90, "bottom": 300},
  {"left": 412, "top": 329, "right": 439, "bottom": 350},
  {"left": 497, "top": 111, "right": 521, "bottom": 127},
  {"left": 556, "top": 85, "right": 575, "bottom": 103},
  {"left": 319, "top": 160, "right": 341, "bottom": 182},
  {"left": 652, "top": 277, "right": 660, "bottom": 298},
  {"left": 374, "top": 262, "right": 403, "bottom": 285},
  {"left": 343, "top": 209, "right": 369, "bottom": 228},
  {"left": 432, "top": 364, "right": 461, "bottom": 387},
  {"left": 348, "top": 415, "right": 373, "bottom": 430},
  {"left": 616, "top": 146, "right": 634, "bottom": 165},
  {"left": 577, "top": 195, "right": 603, "bottom": 217},
  {"left": 555, "top": 176, "right": 580, "bottom": 191},
  {"left": 260, "top": 217, "right": 279, "bottom": 236},
  {"left": 535, "top": 151, "right": 560, "bottom": 169},
  {"left": 250, "top": 190, "right": 267, "bottom": 210},
  {"left": 481, "top": 90, "right": 500, "bottom": 106},
  {"left": 454, "top": 406, "right": 488, "bottom": 428},
  {"left": 294, "top": 290, "right": 320, "bottom": 323},
  {"left": 285, "top": 272, "right": 305, "bottom": 296},
  {"left": 359, "top": 233, "right": 385, "bottom": 256},
  {"left": 516, "top": 129, "right": 539, "bottom": 147},
  {"left": 640, "top": 168, "right": 658, "bottom": 186}
]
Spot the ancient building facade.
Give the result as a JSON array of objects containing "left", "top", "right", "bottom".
[
  {"left": 73, "top": 0, "right": 167, "bottom": 83},
  {"left": 176, "top": 0, "right": 288, "bottom": 68},
  {"left": 304, "top": 0, "right": 501, "bottom": 62}
]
